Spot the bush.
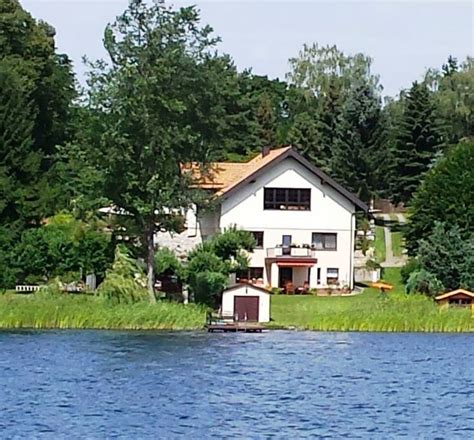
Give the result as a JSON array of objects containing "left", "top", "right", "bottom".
[
  {"left": 400, "top": 257, "right": 420, "bottom": 284},
  {"left": 417, "top": 222, "right": 473, "bottom": 291},
  {"left": 406, "top": 270, "right": 444, "bottom": 297},
  {"left": 98, "top": 245, "right": 148, "bottom": 304},
  {"left": 12, "top": 214, "right": 113, "bottom": 284},
  {"left": 192, "top": 271, "right": 228, "bottom": 307},
  {"left": 186, "top": 227, "right": 255, "bottom": 306},
  {"left": 154, "top": 247, "right": 184, "bottom": 279}
]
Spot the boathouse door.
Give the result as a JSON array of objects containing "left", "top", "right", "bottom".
[{"left": 234, "top": 296, "right": 259, "bottom": 321}]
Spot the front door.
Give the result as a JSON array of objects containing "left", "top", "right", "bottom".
[
  {"left": 234, "top": 296, "right": 259, "bottom": 321},
  {"left": 279, "top": 267, "right": 293, "bottom": 289}
]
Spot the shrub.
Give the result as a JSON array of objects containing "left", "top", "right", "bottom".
[
  {"left": 417, "top": 222, "right": 473, "bottom": 291},
  {"left": 400, "top": 257, "right": 420, "bottom": 284},
  {"left": 154, "top": 247, "right": 184, "bottom": 279},
  {"left": 192, "top": 271, "right": 228, "bottom": 307},
  {"left": 12, "top": 214, "right": 113, "bottom": 284},
  {"left": 98, "top": 245, "right": 148, "bottom": 304},
  {"left": 186, "top": 227, "right": 255, "bottom": 306},
  {"left": 406, "top": 270, "right": 444, "bottom": 297}
]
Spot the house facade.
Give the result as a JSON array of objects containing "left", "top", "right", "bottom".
[{"left": 184, "top": 146, "right": 368, "bottom": 291}]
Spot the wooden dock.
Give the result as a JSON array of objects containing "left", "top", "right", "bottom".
[{"left": 206, "top": 322, "right": 265, "bottom": 333}]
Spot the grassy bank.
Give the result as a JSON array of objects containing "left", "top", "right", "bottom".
[
  {"left": 1, "top": 269, "right": 472, "bottom": 332},
  {"left": 270, "top": 269, "right": 472, "bottom": 332},
  {"left": 0, "top": 293, "right": 207, "bottom": 330}
]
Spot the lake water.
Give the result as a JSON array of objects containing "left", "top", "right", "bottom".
[{"left": 0, "top": 330, "right": 473, "bottom": 439}]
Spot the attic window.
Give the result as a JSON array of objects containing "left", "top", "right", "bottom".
[{"left": 264, "top": 188, "right": 311, "bottom": 211}]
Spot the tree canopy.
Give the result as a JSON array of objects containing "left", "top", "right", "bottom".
[{"left": 405, "top": 141, "right": 474, "bottom": 254}]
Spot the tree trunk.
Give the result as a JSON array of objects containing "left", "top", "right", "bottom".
[{"left": 145, "top": 222, "right": 156, "bottom": 304}]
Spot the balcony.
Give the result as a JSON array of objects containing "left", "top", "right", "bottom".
[{"left": 266, "top": 246, "right": 317, "bottom": 258}]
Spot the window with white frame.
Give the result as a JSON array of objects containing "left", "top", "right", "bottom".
[{"left": 326, "top": 268, "right": 339, "bottom": 285}]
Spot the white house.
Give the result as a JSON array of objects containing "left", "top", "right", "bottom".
[{"left": 178, "top": 146, "right": 368, "bottom": 292}]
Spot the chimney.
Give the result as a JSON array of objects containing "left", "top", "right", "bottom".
[{"left": 262, "top": 146, "right": 270, "bottom": 157}]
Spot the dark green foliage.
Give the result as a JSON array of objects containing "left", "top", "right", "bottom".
[
  {"left": 406, "top": 141, "right": 474, "bottom": 254},
  {"left": 220, "top": 73, "right": 289, "bottom": 160},
  {"left": 416, "top": 223, "right": 474, "bottom": 291},
  {"left": 0, "top": 0, "right": 75, "bottom": 223},
  {"left": 331, "top": 79, "right": 384, "bottom": 202},
  {"left": 288, "top": 112, "right": 328, "bottom": 171},
  {"left": 405, "top": 269, "right": 444, "bottom": 297},
  {"left": 77, "top": 2, "right": 239, "bottom": 299},
  {"left": 154, "top": 247, "right": 184, "bottom": 279},
  {"left": 192, "top": 271, "right": 228, "bottom": 307},
  {"left": 186, "top": 228, "right": 254, "bottom": 306},
  {"left": 390, "top": 81, "right": 443, "bottom": 204},
  {"left": 12, "top": 215, "right": 113, "bottom": 285},
  {"left": 210, "top": 226, "right": 255, "bottom": 262},
  {"left": 400, "top": 258, "right": 421, "bottom": 284},
  {"left": 256, "top": 92, "right": 277, "bottom": 148}
]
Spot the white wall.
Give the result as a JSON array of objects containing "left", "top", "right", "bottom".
[
  {"left": 218, "top": 157, "right": 357, "bottom": 289},
  {"left": 221, "top": 285, "right": 270, "bottom": 323}
]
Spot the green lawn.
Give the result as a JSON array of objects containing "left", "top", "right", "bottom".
[
  {"left": 391, "top": 231, "right": 404, "bottom": 257},
  {"left": 374, "top": 226, "right": 386, "bottom": 263},
  {"left": 269, "top": 268, "right": 472, "bottom": 332}
]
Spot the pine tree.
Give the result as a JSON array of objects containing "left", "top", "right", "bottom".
[
  {"left": 288, "top": 112, "right": 330, "bottom": 172},
  {"left": 256, "top": 92, "right": 276, "bottom": 148},
  {"left": 390, "top": 82, "right": 443, "bottom": 204},
  {"left": 331, "top": 80, "right": 384, "bottom": 202}
]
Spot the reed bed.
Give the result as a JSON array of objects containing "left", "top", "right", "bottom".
[
  {"left": 270, "top": 290, "right": 473, "bottom": 332},
  {"left": 0, "top": 293, "right": 207, "bottom": 330}
]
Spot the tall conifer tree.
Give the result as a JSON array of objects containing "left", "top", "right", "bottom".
[{"left": 390, "top": 81, "right": 443, "bottom": 204}]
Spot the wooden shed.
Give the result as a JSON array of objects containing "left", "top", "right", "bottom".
[
  {"left": 435, "top": 289, "right": 474, "bottom": 311},
  {"left": 221, "top": 284, "right": 271, "bottom": 323}
]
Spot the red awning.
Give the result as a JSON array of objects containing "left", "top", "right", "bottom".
[{"left": 277, "top": 261, "right": 316, "bottom": 267}]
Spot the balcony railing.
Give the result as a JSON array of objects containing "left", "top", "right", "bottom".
[{"left": 266, "top": 247, "right": 317, "bottom": 258}]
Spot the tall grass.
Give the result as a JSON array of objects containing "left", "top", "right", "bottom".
[
  {"left": 0, "top": 293, "right": 207, "bottom": 330},
  {"left": 269, "top": 291, "right": 473, "bottom": 332}
]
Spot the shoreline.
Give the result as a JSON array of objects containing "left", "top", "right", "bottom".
[{"left": 0, "top": 323, "right": 472, "bottom": 333}]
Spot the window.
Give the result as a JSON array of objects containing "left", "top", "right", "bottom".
[
  {"left": 264, "top": 188, "right": 311, "bottom": 211},
  {"left": 237, "top": 267, "right": 264, "bottom": 283},
  {"left": 316, "top": 268, "right": 321, "bottom": 284},
  {"left": 326, "top": 268, "right": 339, "bottom": 285},
  {"left": 312, "top": 233, "right": 337, "bottom": 250},
  {"left": 449, "top": 298, "right": 471, "bottom": 307},
  {"left": 248, "top": 231, "right": 264, "bottom": 248}
]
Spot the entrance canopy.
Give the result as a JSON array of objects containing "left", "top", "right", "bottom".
[{"left": 276, "top": 260, "right": 316, "bottom": 268}]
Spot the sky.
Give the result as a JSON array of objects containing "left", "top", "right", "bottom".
[{"left": 22, "top": 0, "right": 473, "bottom": 97}]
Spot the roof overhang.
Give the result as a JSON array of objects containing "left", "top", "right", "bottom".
[
  {"left": 270, "top": 258, "right": 317, "bottom": 267},
  {"left": 435, "top": 289, "right": 474, "bottom": 301}
]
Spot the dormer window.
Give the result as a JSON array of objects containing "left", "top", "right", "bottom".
[{"left": 264, "top": 188, "right": 311, "bottom": 211}]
